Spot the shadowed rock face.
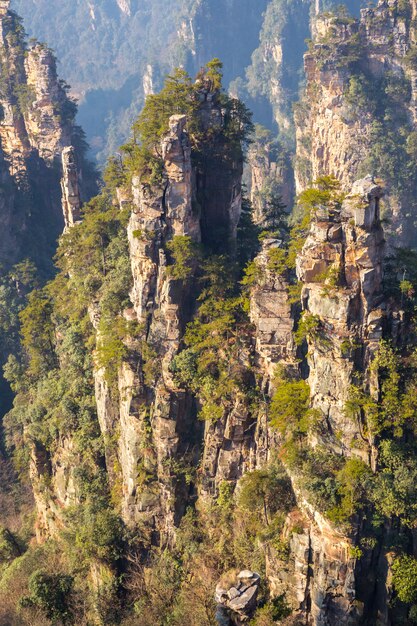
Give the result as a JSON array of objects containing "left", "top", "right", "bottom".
[{"left": 0, "top": 7, "right": 92, "bottom": 270}]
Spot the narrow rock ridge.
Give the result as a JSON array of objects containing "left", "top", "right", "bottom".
[
  {"left": 119, "top": 113, "right": 201, "bottom": 535},
  {"left": 250, "top": 238, "right": 296, "bottom": 383},
  {"left": 24, "top": 44, "right": 72, "bottom": 161}
]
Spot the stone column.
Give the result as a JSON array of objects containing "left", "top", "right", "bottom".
[
  {"left": 0, "top": 1, "right": 10, "bottom": 17},
  {"left": 61, "top": 146, "right": 82, "bottom": 230}
]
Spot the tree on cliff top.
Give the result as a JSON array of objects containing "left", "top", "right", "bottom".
[{"left": 120, "top": 59, "right": 253, "bottom": 184}]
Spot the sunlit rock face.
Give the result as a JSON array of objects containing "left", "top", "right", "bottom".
[{"left": 296, "top": 0, "right": 417, "bottom": 245}]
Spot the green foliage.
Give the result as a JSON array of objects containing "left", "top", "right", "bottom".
[
  {"left": 66, "top": 503, "right": 124, "bottom": 565},
  {"left": 349, "top": 546, "right": 363, "bottom": 560},
  {"left": 141, "top": 341, "right": 161, "bottom": 387},
  {"left": 166, "top": 235, "right": 199, "bottom": 281},
  {"left": 219, "top": 93, "right": 254, "bottom": 147},
  {"left": 241, "top": 259, "right": 263, "bottom": 287},
  {"left": 345, "top": 341, "right": 417, "bottom": 461},
  {"left": 204, "top": 57, "right": 223, "bottom": 91},
  {"left": 327, "top": 458, "right": 372, "bottom": 525},
  {"left": 371, "top": 441, "right": 417, "bottom": 526},
  {"left": 312, "top": 12, "right": 362, "bottom": 70},
  {"left": 216, "top": 481, "right": 234, "bottom": 512},
  {"left": 393, "top": 555, "right": 417, "bottom": 604},
  {"left": 262, "top": 193, "right": 288, "bottom": 235},
  {"left": 266, "top": 246, "right": 288, "bottom": 276},
  {"left": 19, "top": 289, "right": 57, "bottom": 377},
  {"left": 284, "top": 177, "right": 343, "bottom": 272},
  {"left": 0, "top": 259, "right": 38, "bottom": 414},
  {"left": 238, "top": 465, "right": 294, "bottom": 527},
  {"left": 20, "top": 569, "right": 74, "bottom": 623},
  {"left": 344, "top": 67, "right": 417, "bottom": 222},
  {"left": 55, "top": 193, "right": 132, "bottom": 321},
  {"left": 120, "top": 60, "right": 252, "bottom": 190},
  {"left": 250, "top": 596, "right": 292, "bottom": 625},
  {"left": 132, "top": 67, "right": 196, "bottom": 153},
  {"left": 385, "top": 248, "right": 417, "bottom": 309},
  {"left": 0, "top": 527, "right": 20, "bottom": 563},
  {"left": 270, "top": 370, "right": 311, "bottom": 437},
  {"left": 95, "top": 316, "right": 129, "bottom": 384},
  {"left": 294, "top": 312, "right": 322, "bottom": 347},
  {"left": 171, "top": 256, "right": 254, "bottom": 421},
  {"left": 286, "top": 447, "right": 372, "bottom": 526},
  {"left": 297, "top": 175, "right": 344, "bottom": 214},
  {"left": 14, "top": 82, "right": 35, "bottom": 113},
  {"left": 103, "top": 156, "right": 127, "bottom": 191},
  {"left": 237, "top": 195, "right": 260, "bottom": 269}
]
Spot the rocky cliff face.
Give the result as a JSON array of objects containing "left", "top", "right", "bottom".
[
  {"left": 295, "top": 0, "right": 417, "bottom": 241},
  {"left": 22, "top": 86, "right": 404, "bottom": 626},
  {"left": 297, "top": 177, "right": 385, "bottom": 460},
  {"left": 30, "top": 85, "right": 246, "bottom": 549},
  {"left": 247, "top": 132, "right": 294, "bottom": 223},
  {"left": 289, "top": 178, "right": 386, "bottom": 623},
  {"left": 0, "top": 1, "right": 93, "bottom": 543},
  {"left": 0, "top": 2, "right": 91, "bottom": 269},
  {"left": 119, "top": 113, "right": 202, "bottom": 536},
  {"left": 5, "top": 3, "right": 417, "bottom": 625}
]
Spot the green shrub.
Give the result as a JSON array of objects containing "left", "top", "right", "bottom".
[
  {"left": 267, "top": 247, "right": 288, "bottom": 275},
  {"left": 393, "top": 555, "right": 417, "bottom": 603},
  {"left": 238, "top": 465, "right": 293, "bottom": 526},
  {"left": 327, "top": 458, "right": 372, "bottom": 525},
  {"left": 371, "top": 441, "right": 417, "bottom": 526},
  {"left": 70, "top": 505, "right": 124, "bottom": 564},
  {"left": 166, "top": 235, "right": 198, "bottom": 281},
  {"left": 20, "top": 569, "right": 74, "bottom": 623},
  {"left": 95, "top": 316, "right": 129, "bottom": 384},
  {"left": 270, "top": 377, "right": 310, "bottom": 437},
  {"left": 294, "top": 312, "right": 322, "bottom": 347}
]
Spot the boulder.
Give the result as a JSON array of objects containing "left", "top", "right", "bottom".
[{"left": 215, "top": 570, "right": 261, "bottom": 624}]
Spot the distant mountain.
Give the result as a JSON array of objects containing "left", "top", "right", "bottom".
[{"left": 11, "top": 0, "right": 363, "bottom": 164}]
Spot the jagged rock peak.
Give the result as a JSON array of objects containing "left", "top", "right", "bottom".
[
  {"left": 0, "top": 1, "right": 10, "bottom": 17},
  {"left": 25, "top": 44, "right": 73, "bottom": 161},
  {"left": 61, "top": 146, "right": 82, "bottom": 230}
]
